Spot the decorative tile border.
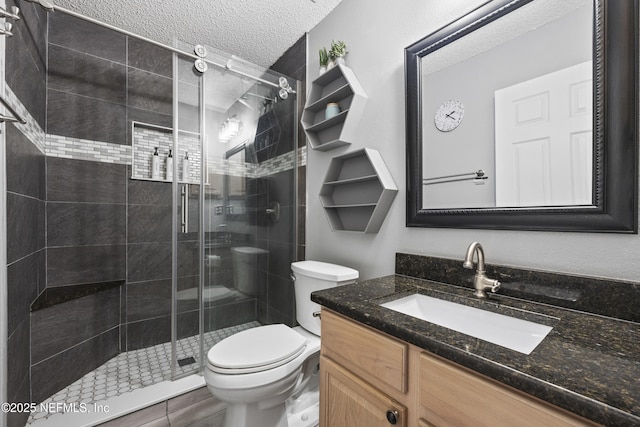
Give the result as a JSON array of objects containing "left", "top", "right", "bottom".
[
  {"left": 46, "top": 134, "right": 131, "bottom": 164},
  {"left": 3, "top": 85, "right": 46, "bottom": 153},
  {"left": 4, "top": 87, "right": 305, "bottom": 179}
]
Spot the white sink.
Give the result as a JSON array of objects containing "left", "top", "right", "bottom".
[{"left": 380, "top": 293, "right": 554, "bottom": 354}]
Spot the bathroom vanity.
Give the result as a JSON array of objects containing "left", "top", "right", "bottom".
[
  {"left": 311, "top": 256, "right": 640, "bottom": 426},
  {"left": 320, "top": 309, "right": 597, "bottom": 427}
]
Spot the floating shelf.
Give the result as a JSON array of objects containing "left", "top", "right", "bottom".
[
  {"left": 302, "top": 64, "right": 368, "bottom": 151},
  {"left": 319, "top": 148, "right": 398, "bottom": 233}
]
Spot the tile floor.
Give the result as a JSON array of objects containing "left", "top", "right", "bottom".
[{"left": 28, "top": 321, "right": 260, "bottom": 425}]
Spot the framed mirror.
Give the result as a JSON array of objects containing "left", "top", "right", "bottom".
[{"left": 406, "top": 0, "right": 638, "bottom": 232}]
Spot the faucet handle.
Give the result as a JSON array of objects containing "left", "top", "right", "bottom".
[{"left": 488, "top": 279, "right": 501, "bottom": 293}]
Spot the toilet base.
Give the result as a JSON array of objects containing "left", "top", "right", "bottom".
[
  {"left": 224, "top": 401, "right": 288, "bottom": 427},
  {"left": 222, "top": 394, "right": 319, "bottom": 427},
  {"left": 286, "top": 390, "right": 319, "bottom": 427}
]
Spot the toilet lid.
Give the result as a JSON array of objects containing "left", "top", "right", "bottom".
[{"left": 207, "top": 324, "right": 308, "bottom": 374}]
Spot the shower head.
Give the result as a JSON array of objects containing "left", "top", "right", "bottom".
[{"left": 23, "top": 0, "right": 55, "bottom": 12}]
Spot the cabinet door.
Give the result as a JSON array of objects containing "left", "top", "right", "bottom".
[
  {"left": 419, "top": 352, "right": 598, "bottom": 427},
  {"left": 321, "top": 356, "right": 407, "bottom": 427}
]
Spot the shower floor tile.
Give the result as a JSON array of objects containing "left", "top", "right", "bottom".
[{"left": 28, "top": 321, "right": 260, "bottom": 425}]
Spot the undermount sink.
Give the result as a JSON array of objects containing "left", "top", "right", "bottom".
[{"left": 381, "top": 293, "right": 554, "bottom": 354}]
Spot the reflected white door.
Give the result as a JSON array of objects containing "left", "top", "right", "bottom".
[{"left": 494, "top": 61, "right": 592, "bottom": 207}]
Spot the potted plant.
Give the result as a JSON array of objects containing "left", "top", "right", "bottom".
[
  {"left": 329, "top": 40, "right": 347, "bottom": 67},
  {"left": 319, "top": 47, "right": 329, "bottom": 75}
]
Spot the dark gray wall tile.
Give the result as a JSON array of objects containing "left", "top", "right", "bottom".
[
  {"left": 126, "top": 316, "right": 171, "bottom": 351},
  {"left": 127, "top": 68, "right": 172, "bottom": 115},
  {"left": 6, "top": 124, "right": 45, "bottom": 199},
  {"left": 128, "top": 179, "right": 172, "bottom": 206},
  {"left": 126, "top": 279, "right": 172, "bottom": 322},
  {"left": 49, "top": 12, "right": 126, "bottom": 64},
  {"left": 127, "top": 242, "right": 172, "bottom": 283},
  {"left": 47, "top": 157, "right": 126, "bottom": 203},
  {"left": 177, "top": 310, "right": 199, "bottom": 340},
  {"left": 204, "top": 299, "right": 256, "bottom": 332},
  {"left": 7, "top": 251, "right": 41, "bottom": 336},
  {"left": 263, "top": 240, "right": 294, "bottom": 281},
  {"left": 6, "top": 374, "right": 30, "bottom": 427},
  {"left": 5, "top": 0, "right": 47, "bottom": 128},
  {"left": 6, "top": 192, "right": 44, "bottom": 264},
  {"left": 177, "top": 276, "right": 200, "bottom": 313},
  {"left": 47, "top": 89, "right": 127, "bottom": 144},
  {"left": 38, "top": 248, "right": 47, "bottom": 294},
  {"left": 127, "top": 204, "right": 172, "bottom": 244},
  {"left": 47, "top": 245, "right": 126, "bottom": 287},
  {"left": 128, "top": 37, "right": 172, "bottom": 78},
  {"left": 178, "top": 242, "right": 199, "bottom": 278},
  {"left": 8, "top": 0, "right": 47, "bottom": 68},
  {"left": 127, "top": 108, "right": 173, "bottom": 140},
  {"left": 7, "top": 319, "right": 30, "bottom": 404},
  {"left": 271, "top": 35, "right": 306, "bottom": 81},
  {"left": 48, "top": 44, "right": 127, "bottom": 105},
  {"left": 47, "top": 203, "right": 126, "bottom": 247},
  {"left": 31, "top": 327, "right": 119, "bottom": 404},
  {"left": 267, "top": 273, "right": 295, "bottom": 323},
  {"left": 31, "top": 288, "right": 120, "bottom": 363}
]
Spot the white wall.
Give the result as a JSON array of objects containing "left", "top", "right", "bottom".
[{"left": 306, "top": 0, "right": 640, "bottom": 282}]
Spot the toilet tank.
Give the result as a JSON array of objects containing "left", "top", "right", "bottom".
[{"left": 291, "top": 261, "right": 358, "bottom": 336}]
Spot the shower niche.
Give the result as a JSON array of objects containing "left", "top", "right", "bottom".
[{"left": 131, "top": 121, "right": 201, "bottom": 183}]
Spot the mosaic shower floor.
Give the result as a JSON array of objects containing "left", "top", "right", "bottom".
[{"left": 28, "top": 321, "right": 261, "bottom": 425}]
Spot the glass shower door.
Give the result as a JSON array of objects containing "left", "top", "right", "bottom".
[
  {"left": 171, "top": 47, "right": 205, "bottom": 378},
  {"left": 170, "top": 43, "right": 299, "bottom": 377}
]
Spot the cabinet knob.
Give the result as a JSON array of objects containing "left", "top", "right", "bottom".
[{"left": 386, "top": 409, "right": 399, "bottom": 424}]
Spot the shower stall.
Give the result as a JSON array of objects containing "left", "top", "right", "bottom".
[{"left": 2, "top": 3, "right": 303, "bottom": 425}]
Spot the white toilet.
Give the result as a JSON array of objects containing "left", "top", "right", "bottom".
[{"left": 205, "top": 260, "right": 358, "bottom": 427}]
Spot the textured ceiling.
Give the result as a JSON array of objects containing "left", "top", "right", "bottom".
[{"left": 52, "top": 0, "right": 343, "bottom": 68}]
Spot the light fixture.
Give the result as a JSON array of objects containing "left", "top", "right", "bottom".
[{"left": 219, "top": 116, "right": 242, "bottom": 143}]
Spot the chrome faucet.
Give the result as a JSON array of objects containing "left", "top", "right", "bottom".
[{"left": 463, "top": 242, "right": 501, "bottom": 298}]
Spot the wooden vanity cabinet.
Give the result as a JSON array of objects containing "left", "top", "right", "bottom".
[
  {"left": 321, "top": 356, "right": 408, "bottom": 426},
  {"left": 418, "top": 352, "right": 599, "bottom": 427},
  {"left": 320, "top": 308, "right": 599, "bottom": 427}
]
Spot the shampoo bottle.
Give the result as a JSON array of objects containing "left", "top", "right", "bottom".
[
  {"left": 151, "top": 147, "right": 160, "bottom": 180},
  {"left": 166, "top": 149, "right": 174, "bottom": 181},
  {"left": 182, "top": 152, "right": 190, "bottom": 182}
]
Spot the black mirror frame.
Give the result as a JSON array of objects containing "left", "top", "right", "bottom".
[{"left": 405, "top": 0, "right": 638, "bottom": 233}]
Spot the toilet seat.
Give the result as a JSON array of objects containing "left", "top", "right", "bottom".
[{"left": 207, "top": 324, "right": 308, "bottom": 374}]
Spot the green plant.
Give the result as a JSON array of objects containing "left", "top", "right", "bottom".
[
  {"left": 329, "top": 40, "right": 347, "bottom": 60},
  {"left": 319, "top": 47, "right": 329, "bottom": 67}
]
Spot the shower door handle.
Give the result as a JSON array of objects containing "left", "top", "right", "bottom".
[{"left": 181, "top": 184, "right": 188, "bottom": 233}]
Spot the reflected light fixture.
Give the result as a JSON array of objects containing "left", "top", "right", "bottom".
[{"left": 219, "top": 116, "right": 242, "bottom": 143}]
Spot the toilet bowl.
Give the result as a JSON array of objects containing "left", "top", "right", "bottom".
[{"left": 205, "top": 260, "right": 358, "bottom": 427}]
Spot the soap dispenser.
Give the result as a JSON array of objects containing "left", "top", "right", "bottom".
[
  {"left": 182, "top": 152, "right": 190, "bottom": 182},
  {"left": 166, "top": 149, "right": 174, "bottom": 181},
  {"left": 151, "top": 147, "right": 160, "bottom": 180}
]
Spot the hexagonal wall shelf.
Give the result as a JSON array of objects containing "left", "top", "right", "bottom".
[
  {"left": 319, "top": 148, "right": 398, "bottom": 233},
  {"left": 302, "top": 64, "right": 368, "bottom": 151}
]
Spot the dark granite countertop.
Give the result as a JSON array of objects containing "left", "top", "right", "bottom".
[{"left": 311, "top": 275, "right": 640, "bottom": 427}]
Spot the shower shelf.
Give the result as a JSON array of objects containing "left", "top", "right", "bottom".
[
  {"left": 30, "top": 280, "right": 124, "bottom": 312},
  {"left": 319, "top": 148, "right": 397, "bottom": 233},
  {"left": 302, "top": 64, "right": 367, "bottom": 151}
]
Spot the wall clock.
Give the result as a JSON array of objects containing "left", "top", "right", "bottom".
[{"left": 434, "top": 99, "right": 464, "bottom": 132}]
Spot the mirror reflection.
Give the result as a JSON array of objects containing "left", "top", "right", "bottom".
[{"left": 421, "top": 0, "right": 592, "bottom": 209}]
